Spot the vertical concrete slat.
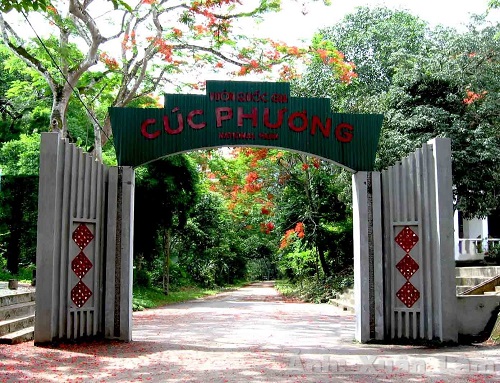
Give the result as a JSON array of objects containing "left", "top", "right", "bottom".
[
  {"left": 429, "top": 138, "right": 457, "bottom": 342},
  {"left": 104, "top": 166, "right": 135, "bottom": 341},
  {"left": 80, "top": 310, "right": 85, "bottom": 337},
  {"left": 67, "top": 144, "right": 79, "bottom": 339},
  {"left": 397, "top": 311, "right": 402, "bottom": 338},
  {"left": 353, "top": 171, "right": 371, "bottom": 342},
  {"left": 59, "top": 139, "right": 72, "bottom": 339},
  {"left": 104, "top": 168, "right": 118, "bottom": 339},
  {"left": 381, "top": 168, "right": 392, "bottom": 338},
  {"left": 96, "top": 162, "right": 107, "bottom": 336},
  {"left": 372, "top": 172, "right": 384, "bottom": 340},
  {"left": 92, "top": 162, "right": 103, "bottom": 336},
  {"left": 389, "top": 166, "right": 397, "bottom": 339},
  {"left": 90, "top": 159, "right": 97, "bottom": 220},
  {"left": 426, "top": 142, "right": 442, "bottom": 339},
  {"left": 120, "top": 167, "right": 135, "bottom": 341},
  {"left": 402, "top": 157, "right": 408, "bottom": 221},
  {"left": 35, "top": 133, "right": 62, "bottom": 344},
  {"left": 405, "top": 311, "right": 410, "bottom": 338},
  {"left": 76, "top": 147, "right": 84, "bottom": 219},
  {"left": 83, "top": 155, "right": 91, "bottom": 219},
  {"left": 51, "top": 138, "right": 66, "bottom": 341},
  {"left": 418, "top": 145, "right": 428, "bottom": 338},
  {"left": 407, "top": 154, "right": 416, "bottom": 222},
  {"left": 415, "top": 147, "right": 427, "bottom": 339}
]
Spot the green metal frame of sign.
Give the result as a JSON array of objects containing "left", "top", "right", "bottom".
[{"left": 109, "top": 80, "right": 383, "bottom": 171}]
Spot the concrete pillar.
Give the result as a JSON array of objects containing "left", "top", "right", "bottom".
[
  {"left": 352, "top": 171, "right": 384, "bottom": 342},
  {"left": 34, "top": 133, "right": 62, "bottom": 344},
  {"left": 429, "top": 137, "right": 457, "bottom": 342},
  {"left": 104, "top": 166, "right": 135, "bottom": 341},
  {"left": 454, "top": 210, "right": 460, "bottom": 260}
]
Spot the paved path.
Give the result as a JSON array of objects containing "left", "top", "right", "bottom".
[{"left": 1, "top": 281, "right": 499, "bottom": 382}]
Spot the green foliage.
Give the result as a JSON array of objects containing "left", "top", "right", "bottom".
[
  {"left": 133, "top": 269, "right": 151, "bottom": 288},
  {"left": 134, "top": 155, "right": 200, "bottom": 263},
  {"left": 298, "top": 5, "right": 500, "bottom": 219},
  {"left": 275, "top": 272, "right": 354, "bottom": 304},
  {"left": 0, "top": 175, "right": 38, "bottom": 274},
  {"left": 489, "top": 0, "right": 500, "bottom": 10},
  {"left": 0, "top": 133, "right": 40, "bottom": 176},
  {"left": 132, "top": 284, "right": 236, "bottom": 311},
  {"left": 294, "top": 6, "right": 428, "bottom": 112},
  {"left": 0, "top": 0, "right": 48, "bottom": 13},
  {"left": 379, "top": 20, "right": 500, "bottom": 218},
  {"left": 0, "top": 262, "right": 34, "bottom": 283},
  {"left": 485, "top": 243, "right": 500, "bottom": 264},
  {"left": 173, "top": 192, "right": 247, "bottom": 287},
  {"left": 273, "top": 153, "right": 353, "bottom": 278}
]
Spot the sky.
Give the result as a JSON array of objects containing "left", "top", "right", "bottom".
[{"left": 256, "top": 0, "right": 497, "bottom": 44}]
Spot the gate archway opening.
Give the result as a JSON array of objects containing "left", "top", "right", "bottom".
[{"left": 34, "top": 81, "right": 457, "bottom": 345}]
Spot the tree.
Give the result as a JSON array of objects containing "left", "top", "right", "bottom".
[
  {"left": 272, "top": 152, "right": 352, "bottom": 278},
  {"left": 0, "top": 175, "right": 38, "bottom": 274},
  {"left": 1, "top": 0, "right": 353, "bottom": 162},
  {"left": 0, "top": 44, "right": 25, "bottom": 141},
  {"left": 293, "top": 6, "right": 429, "bottom": 112},
  {"left": 380, "top": 19, "right": 500, "bottom": 218},
  {"left": 173, "top": 191, "right": 246, "bottom": 287},
  {"left": 134, "top": 154, "right": 200, "bottom": 293},
  {"left": 195, "top": 147, "right": 353, "bottom": 282},
  {"left": 198, "top": 148, "right": 281, "bottom": 269},
  {"left": 296, "top": 6, "right": 500, "bottom": 218}
]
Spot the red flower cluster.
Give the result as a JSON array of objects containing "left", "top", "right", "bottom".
[
  {"left": 99, "top": 52, "right": 119, "bottom": 70},
  {"left": 280, "top": 222, "right": 305, "bottom": 249},
  {"left": 261, "top": 222, "right": 275, "bottom": 234},
  {"left": 463, "top": 90, "right": 487, "bottom": 105}
]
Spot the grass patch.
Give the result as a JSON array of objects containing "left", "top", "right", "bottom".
[
  {"left": 274, "top": 279, "right": 298, "bottom": 298},
  {"left": 133, "top": 280, "right": 250, "bottom": 311}
]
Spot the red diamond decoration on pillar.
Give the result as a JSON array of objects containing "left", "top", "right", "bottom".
[
  {"left": 72, "top": 224, "right": 94, "bottom": 250},
  {"left": 395, "top": 254, "right": 419, "bottom": 280},
  {"left": 395, "top": 226, "right": 419, "bottom": 253},
  {"left": 396, "top": 281, "right": 420, "bottom": 308},
  {"left": 71, "top": 280, "right": 93, "bottom": 308},
  {"left": 71, "top": 251, "right": 93, "bottom": 279}
]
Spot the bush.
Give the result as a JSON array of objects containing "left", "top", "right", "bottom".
[
  {"left": 485, "top": 243, "right": 500, "bottom": 265},
  {"left": 134, "top": 269, "right": 151, "bottom": 287},
  {"left": 275, "top": 270, "right": 354, "bottom": 304}
]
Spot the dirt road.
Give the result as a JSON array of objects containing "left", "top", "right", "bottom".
[{"left": 1, "top": 281, "right": 499, "bottom": 382}]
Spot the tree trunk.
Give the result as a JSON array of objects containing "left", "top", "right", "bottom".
[
  {"left": 6, "top": 192, "right": 22, "bottom": 275},
  {"left": 162, "top": 228, "right": 171, "bottom": 295},
  {"left": 317, "top": 247, "right": 330, "bottom": 278},
  {"left": 87, "top": 108, "right": 103, "bottom": 162},
  {"left": 50, "top": 89, "right": 70, "bottom": 138}
]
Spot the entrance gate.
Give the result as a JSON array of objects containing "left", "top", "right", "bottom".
[{"left": 34, "top": 81, "right": 457, "bottom": 344}]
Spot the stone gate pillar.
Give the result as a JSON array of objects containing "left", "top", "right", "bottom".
[
  {"left": 353, "top": 138, "right": 457, "bottom": 343},
  {"left": 104, "top": 166, "right": 135, "bottom": 341},
  {"left": 352, "top": 171, "right": 384, "bottom": 342}
]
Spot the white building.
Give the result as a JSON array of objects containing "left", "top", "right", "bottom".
[{"left": 454, "top": 210, "right": 500, "bottom": 263}]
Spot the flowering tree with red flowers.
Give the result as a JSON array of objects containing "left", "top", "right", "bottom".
[
  {"left": 190, "top": 147, "right": 285, "bottom": 279},
  {"left": 0, "top": 0, "right": 355, "bottom": 161},
  {"left": 194, "top": 147, "right": 354, "bottom": 281},
  {"left": 272, "top": 152, "right": 353, "bottom": 278}
]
